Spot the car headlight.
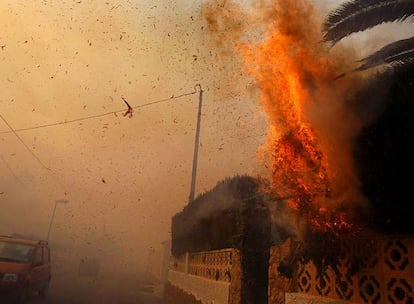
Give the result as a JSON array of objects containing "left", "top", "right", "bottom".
[{"left": 2, "top": 273, "right": 18, "bottom": 283}]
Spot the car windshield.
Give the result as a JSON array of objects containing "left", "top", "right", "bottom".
[{"left": 0, "top": 241, "right": 36, "bottom": 263}]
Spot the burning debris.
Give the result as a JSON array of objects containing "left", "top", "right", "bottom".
[{"left": 121, "top": 97, "right": 134, "bottom": 118}]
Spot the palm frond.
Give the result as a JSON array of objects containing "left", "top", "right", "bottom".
[
  {"left": 355, "top": 36, "right": 414, "bottom": 71},
  {"left": 323, "top": 0, "right": 414, "bottom": 43}
]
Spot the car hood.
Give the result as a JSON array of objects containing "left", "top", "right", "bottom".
[{"left": 0, "top": 261, "right": 31, "bottom": 273}]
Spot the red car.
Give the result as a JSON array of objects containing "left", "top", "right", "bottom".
[{"left": 0, "top": 235, "right": 51, "bottom": 303}]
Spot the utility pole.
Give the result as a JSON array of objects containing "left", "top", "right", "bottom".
[
  {"left": 46, "top": 199, "right": 69, "bottom": 241},
  {"left": 188, "top": 84, "right": 203, "bottom": 203}
]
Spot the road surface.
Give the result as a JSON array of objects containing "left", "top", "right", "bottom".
[{"left": 28, "top": 270, "right": 165, "bottom": 304}]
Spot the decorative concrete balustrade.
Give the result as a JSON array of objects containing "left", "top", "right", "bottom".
[
  {"left": 269, "top": 236, "right": 414, "bottom": 304},
  {"left": 167, "top": 236, "right": 414, "bottom": 303},
  {"left": 166, "top": 249, "right": 242, "bottom": 304},
  {"left": 170, "top": 249, "right": 234, "bottom": 282},
  {"left": 189, "top": 249, "right": 233, "bottom": 282}
]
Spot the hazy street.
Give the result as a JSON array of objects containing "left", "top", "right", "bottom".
[{"left": 29, "top": 271, "right": 164, "bottom": 304}]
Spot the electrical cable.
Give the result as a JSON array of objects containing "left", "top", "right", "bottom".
[
  {"left": 0, "top": 86, "right": 202, "bottom": 197},
  {"left": 0, "top": 154, "right": 26, "bottom": 187},
  {"left": 0, "top": 114, "right": 50, "bottom": 171},
  {"left": 0, "top": 88, "right": 198, "bottom": 134}
]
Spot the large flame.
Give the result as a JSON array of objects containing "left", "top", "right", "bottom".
[
  {"left": 240, "top": 0, "right": 364, "bottom": 233},
  {"left": 201, "top": 0, "right": 369, "bottom": 234}
]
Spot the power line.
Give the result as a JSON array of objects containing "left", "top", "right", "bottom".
[
  {"left": 0, "top": 114, "right": 50, "bottom": 171},
  {"left": 0, "top": 89, "right": 198, "bottom": 134},
  {"left": 1, "top": 111, "right": 85, "bottom": 197},
  {"left": 0, "top": 154, "right": 26, "bottom": 187},
  {"left": 0, "top": 113, "right": 69, "bottom": 195},
  {"left": 0, "top": 86, "right": 201, "bottom": 197}
]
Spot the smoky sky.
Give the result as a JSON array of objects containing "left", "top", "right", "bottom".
[
  {"left": 0, "top": 0, "right": 268, "bottom": 271},
  {"left": 1, "top": 0, "right": 413, "bottom": 271}
]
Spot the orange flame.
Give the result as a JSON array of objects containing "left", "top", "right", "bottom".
[
  {"left": 201, "top": 0, "right": 369, "bottom": 234},
  {"left": 239, "top": 0, "right": 361, "bottom": 233}
]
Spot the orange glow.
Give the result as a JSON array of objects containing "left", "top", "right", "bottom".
[{"left": 240, "top": 0, "right": 355, "bottom": 233}]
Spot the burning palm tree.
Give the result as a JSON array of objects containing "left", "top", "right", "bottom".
[{"left": 323, "top": 0, "right": 414, "bottom": 71}]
